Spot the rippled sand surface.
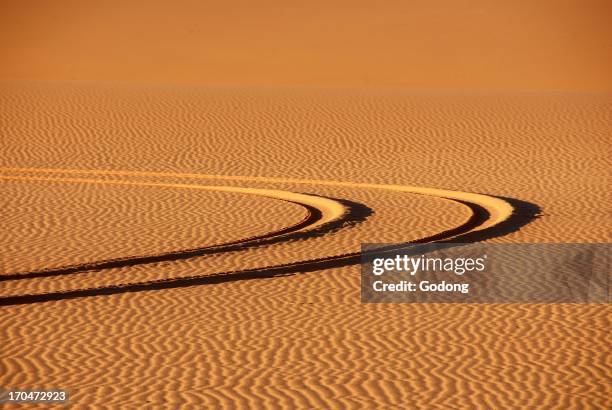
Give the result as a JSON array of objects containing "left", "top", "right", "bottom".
[{"left": 0, "top": 82, "right": 610, "bottom": 408}]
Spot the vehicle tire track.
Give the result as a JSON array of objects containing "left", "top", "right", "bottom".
[{"left": 0, "top": 167, "right": 520, "bottom": 306}]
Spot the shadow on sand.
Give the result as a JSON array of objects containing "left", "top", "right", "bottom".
[{"left": 0, "top": 195, "right": 541, "bottom": 306}]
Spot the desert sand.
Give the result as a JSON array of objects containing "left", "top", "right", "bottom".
[{"left": 1, "top": 1, "right": 611, "bottom": 409}]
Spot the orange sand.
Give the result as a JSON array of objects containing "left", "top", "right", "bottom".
[
  {"left": 1, "top": 1, "right": 611, "bottom": 409},
  {"left": 1, "top": 1, "right": 611, "bottom": 91}
]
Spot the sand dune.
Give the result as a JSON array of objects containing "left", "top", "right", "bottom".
[
  {"left": 0, "top": 83, "right": 610, "bottom": 408},
  {"left": 2, "top": 0, "right": 611, "bottom": 407},
  {"left": 2, "top": 1, "right": 611, "bottom": 91}
]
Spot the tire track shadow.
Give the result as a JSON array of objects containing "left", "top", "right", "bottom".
[
  {"left": 0, "top": 196, "right": 541, "bottom": 306},
  {"left": 0, "top": 196, "right": 373, "bottom": 282}
]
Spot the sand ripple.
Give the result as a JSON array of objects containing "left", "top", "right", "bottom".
[{"left": 1, "top": 83, "right": 609, "bottom": 409}]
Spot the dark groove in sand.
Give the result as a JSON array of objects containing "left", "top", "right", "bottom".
[
  {"left": 1, "top": 196, "right": 371, "bottom": 282},
  {"left": 0, "top": 195, "right": 540, "bottom": 306}
]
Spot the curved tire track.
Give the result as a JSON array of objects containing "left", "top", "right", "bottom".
[
  {"left": 0, "top": 167, "right": 526, "bottom": 306},
  {"left": 0, "top": 175, "right": 358, "bottom": 281},
  {"left": 1, "top": 167, "right": 514, "bottom": 230}
]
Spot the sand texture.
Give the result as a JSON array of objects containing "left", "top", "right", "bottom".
[
  {"left": 1, "top": 0, "right": 611, "bottom": 408},
  {"left": 0, "top": 83, "right": 610, "bottom": 408}
]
